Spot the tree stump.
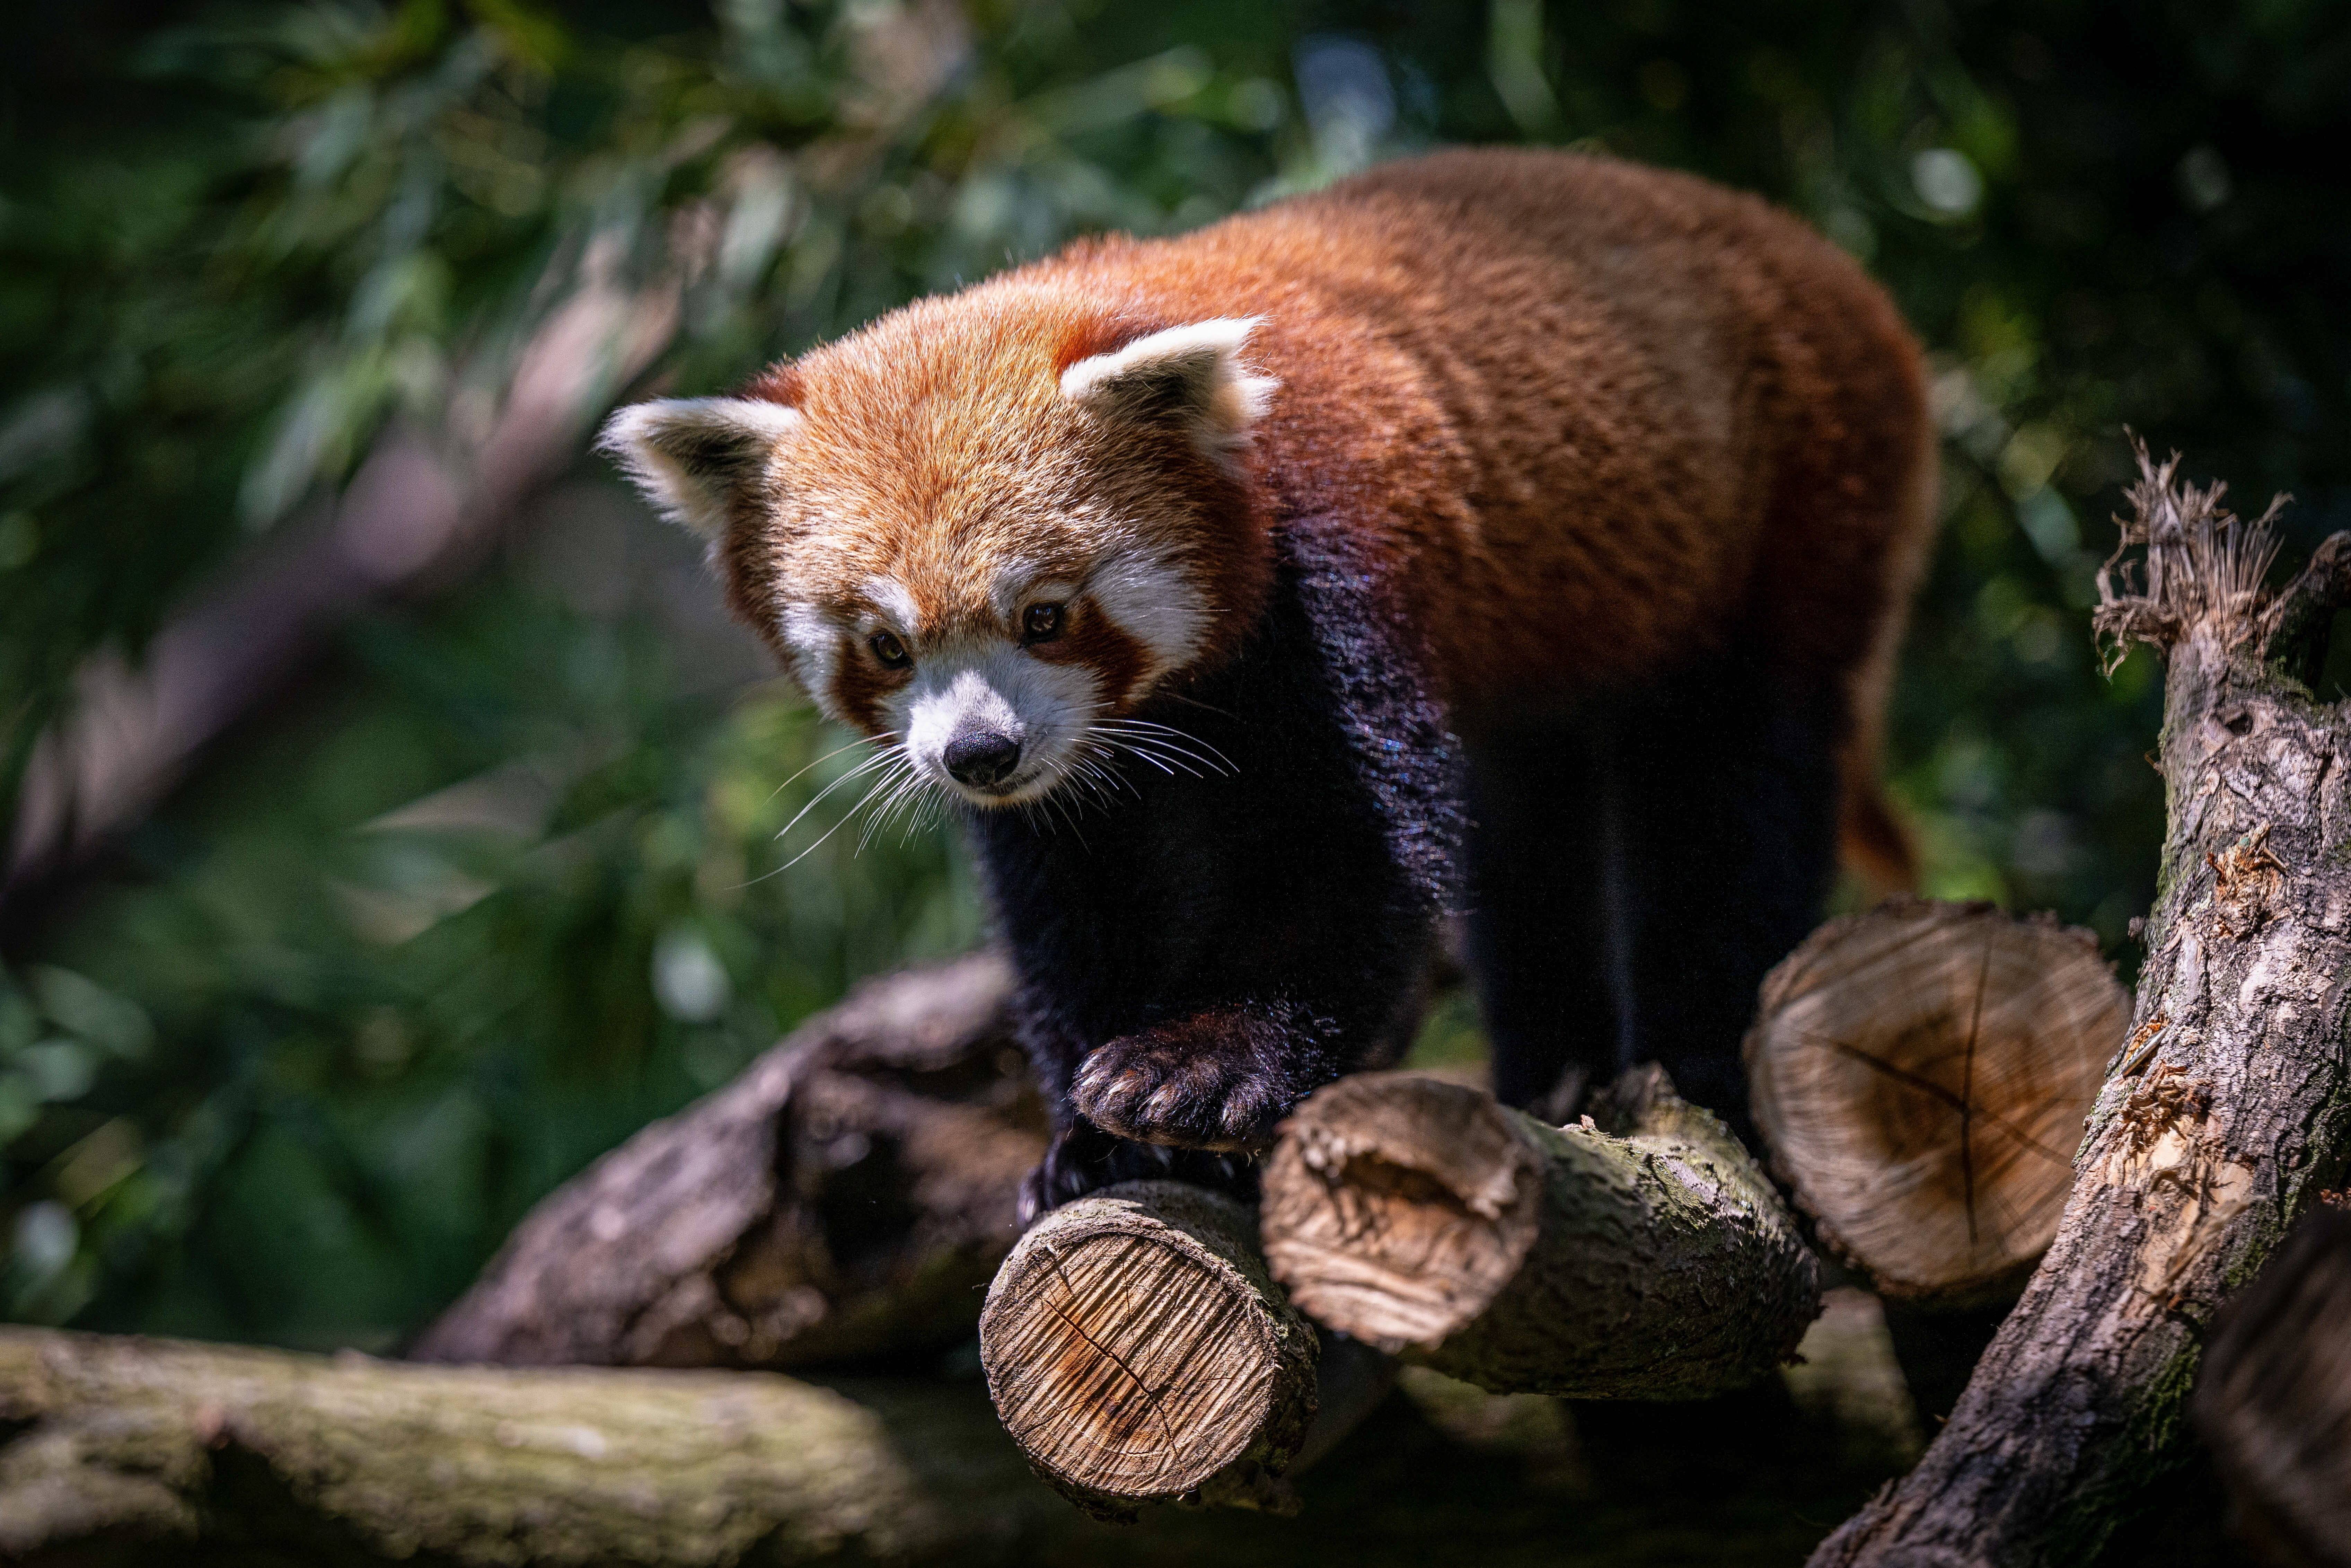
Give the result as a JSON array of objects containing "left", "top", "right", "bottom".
[
  {"left": 1259, "top": 1065, "right": 1819, "bottom": 1398},
  {"left": 413, "top": 952, "right": 1044, "bottom": 1369},
  {"left": 2193, "top": 1206, "right": 2351, "bottom": 1568},
  {"left": 978, "top": 1180, "right": 1318, "bottom": 1521},
  {"left": 1812, "top": 449, "right": 2351, "bottom": 1566},
  {"left": 1745, "top": 898, "right": 2128, "bottom": 1306}
]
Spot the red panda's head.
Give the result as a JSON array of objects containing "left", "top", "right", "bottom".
[{"left": 599, "top": 284, "right": 1277, "bottom": 808}]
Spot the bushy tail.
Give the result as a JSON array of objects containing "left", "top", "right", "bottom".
[
  {"left": 1839, "top": 771, "right": 1916, "bottom": 897},
  {"left": 1835, "top": 408, "right": 1940, "bottom": 899}
]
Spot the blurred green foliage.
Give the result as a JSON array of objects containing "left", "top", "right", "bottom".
[{"left": 2, "top": 0, "right": 2345, "bottom": 1346}]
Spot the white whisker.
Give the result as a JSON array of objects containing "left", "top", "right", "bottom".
[
  {"left": 764, "top": 733, "right": 886, "bottom": 804},
  {"left": 1105, "top": 741, "right": 1179, "bottom": 776},
  {"left": 1095, "top": 731, "right": 1234, "bottom": 773},
  {"left": 778, "top": 759, "right": 913, "bottom": 870},
  {"left": 857, "top": 768, "right": 923, "bottom": 853},
  {"left": 872, "top": 765, "right": 943, "bottom": 849},
  {"left": 1094, "top": 734, "right": 1208, "bottom": 778},
  {"left": 771, "top": 748, "right": 902, "bottom": 845},
  {"left": 734, "top": 746, "right": 911, "bottom": 888},
  {"left": 1090, "top": 719, "right": 1236, "bottom": 776}
]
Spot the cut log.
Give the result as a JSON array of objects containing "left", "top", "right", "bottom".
[
  {"left": 1745, "top": 898, "right": 2128, "bottom": 1306},
  {"left": 0, "top": 1325, "right": 1087, "bottom": 1565},
  {"left": 2193, "top": 1207, "right": 2351, "bottom": 1568},
  {"left": 412, "top": 951, "right": 1044, "bottom": 1369},
  {"left": 1811, "top": 449, "right": 2351, "bottom": 1566},
  {"left": 1259, "top": 1065, "right": 1820, "bottom": 1398},
  {"left": 978, "top": 1180, "right": 1318, "bottom": 1521}
]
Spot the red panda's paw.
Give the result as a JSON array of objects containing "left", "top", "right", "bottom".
[{"left": 1072, "top": 1024, "right": 1296, "bottom": 1154}]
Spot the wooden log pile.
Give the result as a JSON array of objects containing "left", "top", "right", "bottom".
[{"left": 968, "top": 1061, "right": 1828, "bottom": 1522}]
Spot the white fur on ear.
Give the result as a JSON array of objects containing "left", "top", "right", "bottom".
[
  {"left": 596, "top": 396, "right": 803, "bottom": 537},
  {"left": 1059, "top": 318, "right": 1276, "bottom": 460}
]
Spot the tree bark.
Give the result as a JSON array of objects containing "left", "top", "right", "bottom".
[
  {"left": 2191, "top": 1206, "right": 2351, "bottom": 1568},
  {"left": 1811, "top": 451, "right": 2351, "bottom": 1566},
  {"left": 1259, "top": 1065, "right": 1820, "bottom": 1398},
  {"left": 1746, "top": 898, "right": 2128, "bottom": 1307},
  {"left": 0, "top": 1325, "right": 1090, "bottom": 1566},
  {"left": 413, "top": 951, "right": 1045, "bottom": 1369},
  {"left": 977, "top": 1181, "right": 1320, "bottom": 1522}
]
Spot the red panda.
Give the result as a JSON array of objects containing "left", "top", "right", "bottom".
[{"left": 604, "top": 148, "right": 1936, "bottom": 1216}]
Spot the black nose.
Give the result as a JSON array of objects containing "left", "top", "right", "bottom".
[{"left": 943, "top": 730, "right": 1022, "bottom": 787}]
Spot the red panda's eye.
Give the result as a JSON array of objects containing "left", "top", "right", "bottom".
[
  {"left": 870, "top": 631, "right": 911, "bottom": 669},
  {"left": 1022, "top": 603, "right": 1065, "bottom": 644}
]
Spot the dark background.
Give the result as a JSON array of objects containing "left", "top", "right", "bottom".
[{"left": 1, "top": 0, "right": 2345, "bottom": 1351}]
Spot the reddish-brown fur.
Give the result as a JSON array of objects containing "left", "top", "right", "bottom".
[{"left": 728, "top": 149, "right": 1935, "bottom": 882}]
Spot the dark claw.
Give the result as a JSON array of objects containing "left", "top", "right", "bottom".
[{"left": 1018, "top": 1120, "right": 1259, "bottom": 1224}]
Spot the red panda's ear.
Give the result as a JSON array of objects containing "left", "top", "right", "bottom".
[
  {"left": 1059, "top": 318, "right": 1276, "bottom": 462},
  {"left": 596, "top": 397, "right": 801, "bottom": 538}
]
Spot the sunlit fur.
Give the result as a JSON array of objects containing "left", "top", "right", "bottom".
[
  {"left": 606, "top": 298, "right": 1269, "bottom": 812},
  {"left": 602, "top": 148, "right": 1939, "bottom": 1212},
  {"left": 606, "top": 153, "right": 1932, "bottom": 847},
  {"left": 593, "top": 397, "right": 801, "bottom": 539}
]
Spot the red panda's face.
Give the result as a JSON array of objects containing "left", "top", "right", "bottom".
[
  {"left": 772, "top": 505, "right": 1211, "bottom": 807},
  {"left": 601, "top": 290, "right": 1276, "bottom": 810}
]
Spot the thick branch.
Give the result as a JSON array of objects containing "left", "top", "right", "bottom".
[
  {"left": 0, "top": 1326, "right": 1085, "bottom": 1565},
  {"left": 1813, "top": 464, "right": 2351, "bottom": 1566},
  {"left": 1259, "top": 1066, "right": 1819, "bottom": 1397},
  {"left": 414, "top": 951, "right": 1041, "bottom": 1370}
]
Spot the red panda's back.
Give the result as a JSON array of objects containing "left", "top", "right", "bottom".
[{"left": 1021, "top": 149, "right": 1931, "bottom": 723}]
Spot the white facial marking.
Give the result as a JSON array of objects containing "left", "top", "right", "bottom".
[
  {"left": 861, "top": 576, "right": 922, "bottom": 635},
  {"left": 886, "top": 641, "right": 1098, "bottom": 807},
  {"left": 778, "top": 601, "right": 840, "bottom": 705},
  {"left": 991, "top": 568, "right": 1073, "bottom": 623},
  {"left": 1086, "top": 550, "right": 1208, "bottom": 696}
]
